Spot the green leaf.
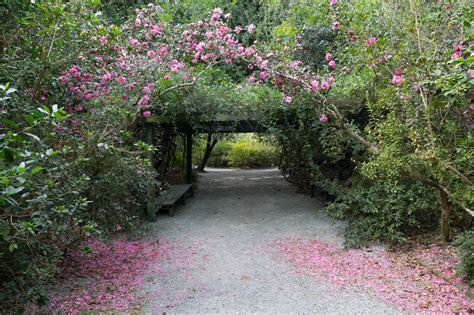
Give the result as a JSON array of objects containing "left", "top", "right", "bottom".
[
  {"left": 4, "top": 186, "right": 24, "bottom": 195},
  {"left": 5, "top": 88, "right": 16, "bottom": 95},
  {"left": 31, "top": 166, "right": 43, "bottom": 175},
  {"left": 31, "top": 109, "right": 43, "bottom": 119},
  {"left": 25, "top": 115, "right": 35, "bottom": 125},
  {"left": 9, "top": 243, "right": 18, "bottom": 252},
  {"left": 18, "top": 162, "right": 26, "bottom": 174},
  {"left": 2, "top": 148, "right": 15, "bottom": 162},
  {"left": 1, "top": 176, "right": 10, "bottom": 186},
  {"left": 0, "top": 118, "right": 19, "bottom": 129},
  {"left": 25, "top": 132, "right": 41, "bottom": 142}
]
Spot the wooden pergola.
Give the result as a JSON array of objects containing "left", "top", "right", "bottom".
[
  {"left": 179, "top": 118, "right": 267, "bottom": 184},
  {"left": 143, "top": 113, "right": 268, "bottom": 221}
]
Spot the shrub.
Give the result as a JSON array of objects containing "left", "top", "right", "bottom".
[
  {"left": 208, "top": 141, "right": 233, "bottom": 167},
  {"left": 0, "top": 1, "right": 157, "bottom": 308},
  {"left": 454, "top": 230, "right": 474, "bottom": 285},
  {"left": 228, "top": 136, "right": 278, "bottom": 168}
]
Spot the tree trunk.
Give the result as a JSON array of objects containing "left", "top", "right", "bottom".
[
  {"left": 197, "top": 131, "right": 218, "bottom": 172},
  {"left": 438, "top": 188, "right": 451, "bottom": 242}
]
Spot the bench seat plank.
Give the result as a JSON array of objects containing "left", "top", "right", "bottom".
[{"left": 158, "top": 184, "right": 193, "bottom": 216}]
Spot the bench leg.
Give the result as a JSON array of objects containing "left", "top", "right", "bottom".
[{"left": 169, "top": 205, "right": 175, "bottom": 217}]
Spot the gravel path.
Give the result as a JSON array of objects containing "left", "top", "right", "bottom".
[{"left": 143, "top": 168, "right": 401, "bottom": 314}]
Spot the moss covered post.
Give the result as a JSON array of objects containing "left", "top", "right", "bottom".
[
  {"left": 145, "top": 122, "right": 157, "bottom": 222},
  {"left": 186, "top": 128, "right": 193, "bottom": 185}
]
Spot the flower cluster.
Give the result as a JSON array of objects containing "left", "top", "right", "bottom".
[
  {"left": 451, "top": 42, "right": 463, "bottom": 60},
  {"left": 59, "top": 5, "right": 338, "bottom": 124}
]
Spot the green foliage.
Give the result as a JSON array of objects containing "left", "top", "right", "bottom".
[
  {"left": 204, "top": 135, "right": 278, "bottom": 169},
  {"left": 326, "top": 178, "right": 437, "bottom": 247},
  {"left": 0, "top": 1, "right": 157, "bottom": 308},
  {"left": 207, "top": 140, "right": 233, "bottom": 167},
  {"left": 454, "top": 229, "right": 474, "bottom": 285},
  {"left": 295, "top": 26, "right": 335, "bottom": 71},
  {"left": 1, "top": 87, "right": 87, "bottom": 306},
  {"left": 227, "top": 135, "right": 278, "bottom": 168},
  {"left": 263, "top": 0, "right": 473, "bottom": 261}
]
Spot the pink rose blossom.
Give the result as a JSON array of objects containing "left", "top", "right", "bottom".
[
  {"left": 321, "top": 81, "right": 329, "bottom": 90},
  {"left": 330, "top": 0, "right": 337, "bottom": 5},
  {"left": 259, "top": 71, "right": 270, "bottom": 80},
  {"left": 69, "top": 66, "right": 81, "bottom": 78},
  {"left": 117, "top": 76, "right": 126, "bottom": 84},
  {"left": 325, "top": 53, "right": 332, "bottom": 61},
  {"left": 247, "top": 24, "right": 255, "bottom": 34},
  {"left": 163, "top": 74, "right": 171, "bottom": 80},
  {"left": 284, "top": 96, "right": 292, "bottom": 104},
  {"left": 137, "top": 95, "right": 149, "bottom": 107},
  {"left": 125, "top": 82, "right": 136, "bottom": 90},
  {"left": 391, "top": 75, "right": 404, "bottom": 85},
  {"left": 210, "top": 7, "right": 222, "bottom": 22},
  {"left": 247, "top": 76, "right": 256, "bottom": 83},
  {"left": 146, "top": 50, "right": 156, "bottom": 57},
  {"left": 99, "top": 36, "right": 107, "bottom": 44},
  {"left": 332, "top": 21, "right": 340, "bottom": 30},
  {"left": 150, "top": 25, "right": 162, "bottom": 35},
  {"left": 244, "top": 47, "right": 255, "bottom": 57},
  {"left": 235, "top": 26, "right": 242, "bottom": 34},
  {"left": 310, "top": 79, "right": 319, "bottom": 90},
  {"left": 470, "top": 104, "right": 474, "bottom": 111},
  {"left": 328, "top": 60, "right": 336, "bottom": 68},
  {"left": 129, "top": 38, "right": 139, "bottom": 47},
  {"left": 143, "top": 111, "right": 151, "bottom": 118},
  {"left": 320, "top": 115, "right": 329, "bottom": 122},
  {"left": 75, "top": 104, "right": 83, "bottom": 112},
  {"left": 451, "top": 51, "right": 462, "bottom": 60},
  {"left": 365, "top": 37, "right": 377, "bottom": 46},
  {"left": 453, "top": 42, "right": 462, "bottom": 51},
  {"left": 142, "top": 83, "right": 154, "bottom": 94}
]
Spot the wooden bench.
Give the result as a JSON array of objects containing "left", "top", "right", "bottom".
[{"left": 157, "top": 184, "right": 193, "bottom": 217}]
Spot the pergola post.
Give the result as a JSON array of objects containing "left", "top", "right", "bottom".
[
  {"left": 186, "top": 129, "right": 193, "bottom": 185},
  {"left": 145, "top": 122, "right": 157, "bottom": 222}
]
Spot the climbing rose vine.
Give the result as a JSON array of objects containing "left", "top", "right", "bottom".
[{"left": 59, "top": 5, "right": 336, "bottom": 121}]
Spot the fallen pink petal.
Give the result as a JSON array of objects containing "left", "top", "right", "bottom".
[{"left": 271, "top": 238, "right": 474, "bottom": 313}]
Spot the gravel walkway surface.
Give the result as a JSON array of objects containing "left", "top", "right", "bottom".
[{"left": 143, "top": 168, "right": 401, "bottom": 314}]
